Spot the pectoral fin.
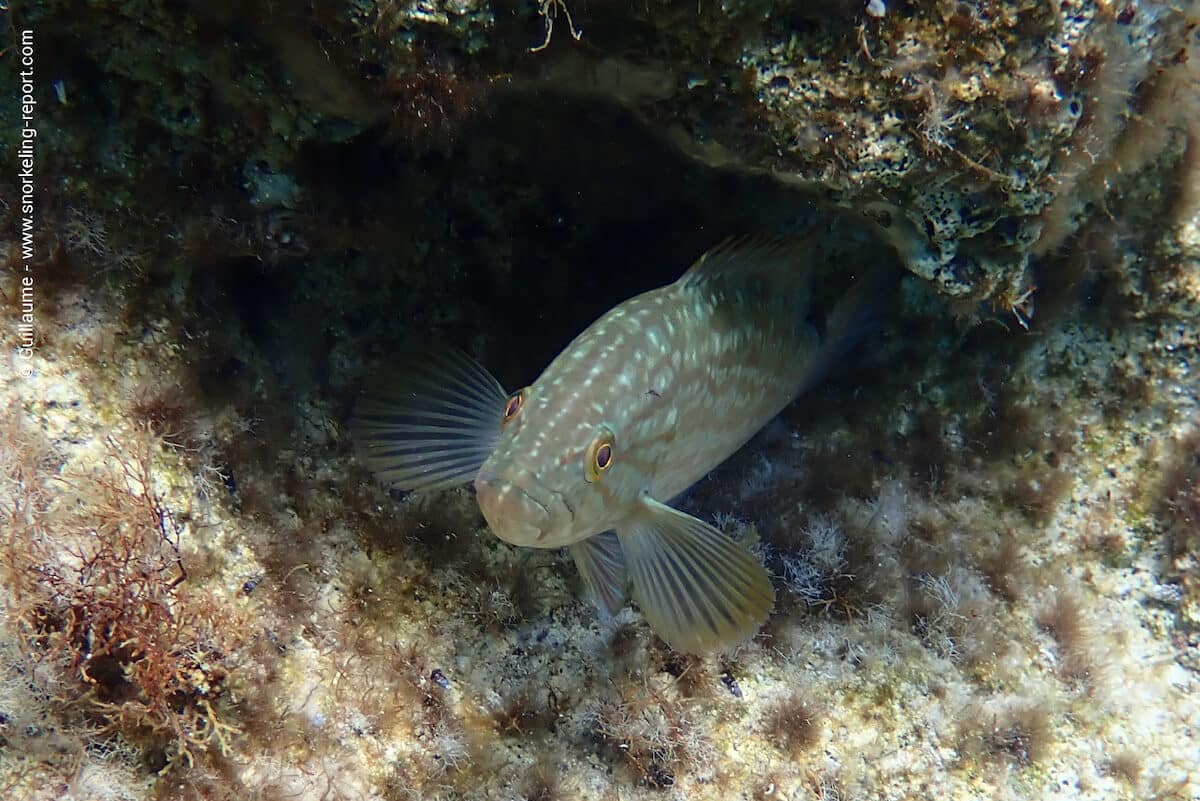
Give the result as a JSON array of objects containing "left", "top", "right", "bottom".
[
  {"left": 570, "top": 531, "right": 627, "bottom": 619},
  {"left": 350, "top": 346, "right": 507, "bottom": 492},
  {"left": 618, "top": 498, "right": 774, "bottom": 654}
]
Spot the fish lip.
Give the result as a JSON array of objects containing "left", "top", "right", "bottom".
[
  {"left": 476, "top": 468, "right": 556, "bottom": 517},
  {"left": 474, "top": 468, "right": 573, "bottom": 542},
  {"left": 521, "top": 489, "right": 550, "bottom": 516},
  {"left": 494, "top": 518, "right": 544, "bottom": 545},
  {"left": 531, "top": 484, "right": 575, "bottom": 526},
  {"left": 556, "top": 490, "right": 575, "bottom": 520}
]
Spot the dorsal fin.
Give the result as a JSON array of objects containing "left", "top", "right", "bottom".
[{"left": 677, "top": 235, "right": 817, "bottom": 293}]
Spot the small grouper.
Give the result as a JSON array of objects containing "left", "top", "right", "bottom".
[{"left": 352, "top": 237, "right": 883, "bottom": 653}]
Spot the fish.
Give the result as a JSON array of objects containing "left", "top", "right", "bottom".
[{"left": 351, "top": 237, "right": 885, "bottom": 653}]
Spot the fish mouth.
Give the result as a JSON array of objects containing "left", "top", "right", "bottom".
[{"left": 474, "top": 469, "right": 564, "bottom": 546}]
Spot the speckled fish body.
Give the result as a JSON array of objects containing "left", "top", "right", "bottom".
[
  {"left": 479, "top": 240, "right": 821, "bottom": 545},
  {"left": 353, "top": 238, "right": 874, "bottom": 653}
]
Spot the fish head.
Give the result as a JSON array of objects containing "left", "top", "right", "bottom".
[{"left": 474, "top": 380, "right": 652, "bottom": 548}]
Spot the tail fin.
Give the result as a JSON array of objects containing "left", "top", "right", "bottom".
[{"left": 798, "top": 267, "right": 898, "bottom": 395}]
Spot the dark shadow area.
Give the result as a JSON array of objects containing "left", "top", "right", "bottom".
[{"left": 178, "top": 86, "right": 905, "bottom": 408}]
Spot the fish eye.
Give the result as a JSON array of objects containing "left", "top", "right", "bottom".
[
  {"left": 502, "top": 390, "right": 524, "bottom": 425},
  {"left": 586, "top": 427, "right": 616, "bottom": 482}
]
